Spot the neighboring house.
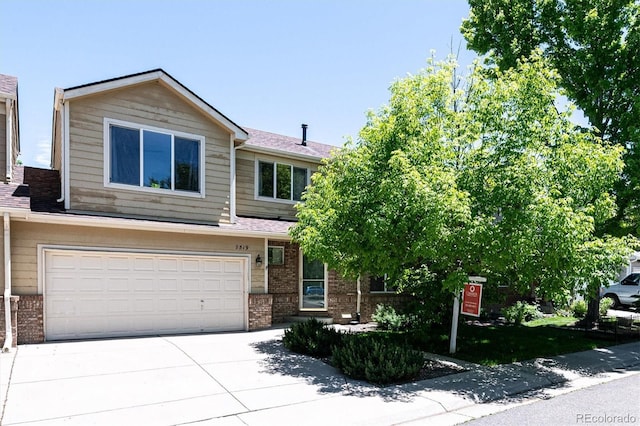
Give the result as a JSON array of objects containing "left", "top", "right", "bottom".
[
  {"left": 0, "top": 74, "right": 20, "bottom": 182},
  {"left": 0, "top": 69, "right": 403, "bottom": 345}
]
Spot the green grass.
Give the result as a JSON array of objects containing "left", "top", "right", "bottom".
[
  {"left": 421, "top": 319, "right": 636, "bottom": 366},
  {"left": 523, "top": 316, "right": 578, "bottom": 327}
]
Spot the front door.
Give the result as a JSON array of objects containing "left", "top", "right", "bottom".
[{"left": 300, "top": 254, "right": 326, "bottom": 310}]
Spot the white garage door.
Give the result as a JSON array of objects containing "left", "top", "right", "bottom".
[{"left": 44, "top": 249, "right": 247, "bottom": 341}]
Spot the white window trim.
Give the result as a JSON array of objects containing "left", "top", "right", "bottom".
[
  {"left": 268, "top": 246, "right": 285, "bottom": 266},
  {"left": 254, "top": 159, "right": 310, "bottom": 204},
  {"left": 299, "top": 250, "right": 328, "bottom": 311},
  {"left": 103, "top": 117, "right": 206, "bottom": 198}
]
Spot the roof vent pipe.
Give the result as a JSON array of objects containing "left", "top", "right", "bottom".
[{"left": 301, "top": 123, "right": 307, "bottom": 146}]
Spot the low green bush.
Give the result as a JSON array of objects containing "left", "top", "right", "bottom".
[
  {"left": 502, "top": 301, "right": 543, "bottom": 325},
  {"left": 331, "top": 334, "right": 424, "bottom": 385},
  {"left": 599, "top": 297, "right": 614, "bottom": 317},
  {"left": 282, "top": 318, "right": 344, "bottom": 358},
  {"left": 570, "top": 300, "right": 588, "bottom": 318},
  {"left": 372, "top": 304, "right": 409, "bottom": 331}
]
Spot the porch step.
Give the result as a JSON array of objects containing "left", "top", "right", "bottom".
[{"left": 284, "top": 315, "right": 334, "bottom": 325}]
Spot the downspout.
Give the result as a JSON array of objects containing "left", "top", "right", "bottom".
[
  {"left": 356, "top": 275, "right": 361, "bottom": 323},
  {"left": 2, "top": 212, "right": 13, "bottom": 352},
  {"left": 264, "top": 238, "right": 268, "bottom": 293},
  {"left": 54, "top": 91, "right": 67, "bottom": 205},
  {"left": 229, "top": 134, "right": 236, "bottom": 224},
  {"left": 5, "top": 99, "right": 11, "bottom": 181}
]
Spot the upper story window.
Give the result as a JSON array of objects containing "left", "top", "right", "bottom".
[
  {"left": 257, "top": 160, "right": 309, "bottom": 202},
  {"left": 105, "top": 119, "right": 204, "bottom": 197}
]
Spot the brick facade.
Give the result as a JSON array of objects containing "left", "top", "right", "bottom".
[
  {"left": 248, "top": 293, "right": 273, "bottom": 331},
  {"left": 16, "top": 295, "right": 44, "bottom": 344},
  {"left": 267, "top": 240, "right": 407, "bottom": 324},
  {"left": 0, "top": 296, "right": 20, "bottom": 348}
]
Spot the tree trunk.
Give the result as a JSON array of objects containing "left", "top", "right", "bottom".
[{"left": 584, "top": 297, "right": 599, "bottom": 328}]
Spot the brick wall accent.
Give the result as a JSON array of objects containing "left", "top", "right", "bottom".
[
  {"left": 268, "top": 241, "right": 300, "bottom": 323},
  {"left": 23, "top": 166, "right": 64, "bottom": 212},
  {"left": 17, "top": 295, "right": 44, "bottom": 344},
  {"left": 0, "top": 296, "right": 20, "bottom": 348},
  {"left": 267, "top": 241, "right": 409, "bottom": 324},
  {"left": 248, "top": 293, "right": 273, "bottom": 330}
]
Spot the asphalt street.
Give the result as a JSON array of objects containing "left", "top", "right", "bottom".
[{"left": 464, "top": 372, "right": 640, "bottom": 426}]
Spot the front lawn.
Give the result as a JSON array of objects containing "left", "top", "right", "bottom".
[{"left": 420, "top": 319, "right": 635, "bottom": 366}]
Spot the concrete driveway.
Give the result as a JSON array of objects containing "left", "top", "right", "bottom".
[
  {"left": 1, "top": 326, "right": 639, "bottom": 426},
  {"left": 0, "top": 327, "right": 468, "bottom": 426}
]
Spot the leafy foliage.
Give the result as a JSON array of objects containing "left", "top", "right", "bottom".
[
  {"left": 571, "top": 300, "right": 588, "bottom": 318},
  {"left": 291, "top": 55, "right": 633, "bottom": 307},
  {"left": 502, "top": 301, "right": 544, "bottom": 325},
  {"left": 282, "top": 318, "right": 344, "bottom": 358},
  {"left": 599, "top": 297, "right": 615, "bottom": 317},
  {"left": 462, "top": 0, "right": 640, "bottom": 236},
  {"left": 331, "top": 334, "right": 424, "bottom": 385},
  {"left": 372, "top": 304, "right": 408, "bottom": 331}
]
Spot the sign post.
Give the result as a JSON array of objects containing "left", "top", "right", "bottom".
[{"left": 449, "top": 276, "right": 486, "bottom": 354}]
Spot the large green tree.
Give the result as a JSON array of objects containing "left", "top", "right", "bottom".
[
  {"left": 291, "top": 56, "right": 633, "bottom": 306},
  {"left": 461, "top": 0, "right": 640, "bottom": 236}
]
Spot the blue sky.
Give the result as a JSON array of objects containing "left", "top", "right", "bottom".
[{"left": 2, "top": 0, "right": 475, "bottom": 167}]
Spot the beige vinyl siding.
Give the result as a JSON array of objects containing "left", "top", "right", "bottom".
[
  {"left": 235, "top": 150, "right": 319, "bottom": 220},
  {"left": 67, "top": 81, "right": 232, "bottom": 224},
  {"left": 10, "top": 221, "right": 265, "bottom": 295},
  {"left": 0, "top": 111, "right": 6, "bottom": 179}
]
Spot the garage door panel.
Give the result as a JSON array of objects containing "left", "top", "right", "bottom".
[
  {"left": 107, "top": 256, "right": 131, "bottom": 271},
  {"left": 224, "top": 261, "right": 242, "bottom": 273},
  {"left": 203, "top": 260, "right": 222, "bottom": 273},
  {"left": 132, "top": 278, "right": 154, "bottom": 292},
  {"left": 158, "top": 258, "right": 179, "bottom": 272},
  {"left": 203, "top": 279, "right": 221, "bottom": 291},
  {"left": 182, "top": 278, "right": 200, "bottom": 291},
  {"left": 45, "top": 250, "right": 246, "bottom": 340},
  {"left": 107, "top": 299, "right": 131, "bottom": 313}
]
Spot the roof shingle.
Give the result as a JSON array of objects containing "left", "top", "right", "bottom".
[
  {"left": 0, "top": 74, "right": 18, "bottom": 97},
  {"left": 242, "top": 127, "right": 338, "bottom": 160}
]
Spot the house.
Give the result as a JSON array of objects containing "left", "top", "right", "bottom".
[{"left": 0, "top": 70, "right": 403, "bottom": 346}]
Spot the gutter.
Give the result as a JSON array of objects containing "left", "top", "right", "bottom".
[
  {"left": 235, "top": 143, "right": 324, "bottom": 164},
  {"left": 12, "top": 210, "right": 292, "bottom": 240},
  {"left": 2, "top": 212, "right": 12, "bottom": 352}
]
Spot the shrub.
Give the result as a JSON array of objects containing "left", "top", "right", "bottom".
[
  {"left": 331, "top": 334, "right": 424, "bottom": 385},
  {"left": 372, "top": 304, "right": 408, "bottom": 331},
  {"left": 282, "top": 318, "right": 344, "bottom": 358},
  {"left": 570, "top": 300, "right": 588, "bottom": 318},
  {"left": 502, "top": 301, "right": 543, "bottom": 325},
  {"left": 599, "top": 297, "right": 614, "bottom": 317}
]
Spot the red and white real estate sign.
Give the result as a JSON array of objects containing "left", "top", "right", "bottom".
[{"left": 461, "top": 283, "right": 483, "bottom": 317}]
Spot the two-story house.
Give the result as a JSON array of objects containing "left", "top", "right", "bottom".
[{"left": 0, "top": 70, "right": 403, "bottom": 345}]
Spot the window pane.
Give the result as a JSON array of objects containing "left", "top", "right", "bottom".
[
  {"left": 293, "top": 167, "right": 307, "bottom": 201},
  {"left": 268, "top": 246, "right": 284, "bottom": 265},
  {"left": 258, "top": 162, "right": 274, "bottom": 197},
  {"left": 175, "top": 137, "right": 200, "bottom": 192},
  {"left": 143, "top": 130, "right": 172, "bottom": 189},
  {"left": 370, "top": 275, "right": 386, "bottom": 292},
  {"left": 276, "top": 163, "right": 291, "bottom": 199},
  {"left": 110, "top": 125, "right": 140, "bottom": 185},
  {"left": 303, "top": 255, "right": 324, "bottom": 279},
  {"left": 302, "top": 281, "right": 325, "bottom": 309}
]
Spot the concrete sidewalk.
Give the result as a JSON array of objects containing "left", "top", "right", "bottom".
[{"left": 0, "top": 327, "right": 638, "bottom": 426}]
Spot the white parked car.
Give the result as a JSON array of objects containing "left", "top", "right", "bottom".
[{"left": 600, "top": 273, "right": 640, "bottom": 308}]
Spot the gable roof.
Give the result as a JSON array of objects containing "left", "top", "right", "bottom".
[
  {"left": 0, "top": 74, "right": 18, "bottom": 99},
  {"left": 60, "top": 69, "right": 248, "bottom": 141},
  {"left": 240, "top": 127, "right": 338, "bottom": 162}
]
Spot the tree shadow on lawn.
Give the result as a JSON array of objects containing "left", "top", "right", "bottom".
[{"left": 252, "top": 338, "right": 639, "bottom": 405}]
